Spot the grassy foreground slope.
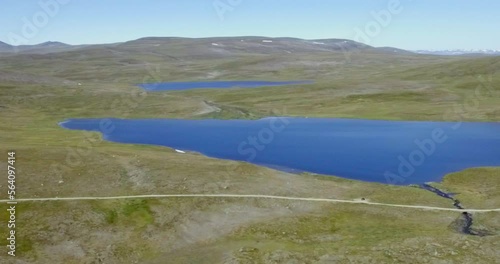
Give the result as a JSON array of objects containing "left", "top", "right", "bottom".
[{"left": 0, "top": 39, "right": 499, "bottom": 263}]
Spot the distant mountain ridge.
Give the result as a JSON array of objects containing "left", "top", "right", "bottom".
[
  {"left": 0, "top": 41, "right": 80, "bottom": 54},
  {"left": 0, "top": 37, "right": 406, "bottom": 55},
  {"left": 0, "top": 37, "right": 498, "bottom": 57},
  {"left": 0, "top": 40, "right": 11, "bottom": 47},
  {"left": 0, "top": 41, "right": 13, "bottom": 52},
  {"left": 118, "top": 36, "right": 415, "bottom": 57},
  {"left": 415, "top": 49, "right": 500, "bottom": 56},
  {"left": 29, "top": 41, "right": 70, "bottom": 48}
]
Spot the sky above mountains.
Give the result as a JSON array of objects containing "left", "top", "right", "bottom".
[{"left": 1, "top": 0, "right": 499, "bottom": 50}]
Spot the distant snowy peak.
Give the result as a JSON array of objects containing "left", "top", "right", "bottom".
[{"left": 415, "top": 49, "right": 500, "bottom": 55}]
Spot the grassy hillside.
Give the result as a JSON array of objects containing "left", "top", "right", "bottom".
[{"left": 0, "top": 40, "right": 499, "bottom": 263}]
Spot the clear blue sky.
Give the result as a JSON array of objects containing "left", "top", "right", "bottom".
[{"left": 1, "top": 0, "right": 499, "bottom": 50}]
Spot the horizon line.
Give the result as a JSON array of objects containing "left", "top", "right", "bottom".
[{"left": 1, "top": 36, "right": 499, "bottom": 51}]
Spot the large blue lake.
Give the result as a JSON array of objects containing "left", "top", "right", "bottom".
[
  {"left": 138, "top": 81, "right": 313, "bottom": 91},
  {"left": 59, "top": 118, "right": 500, "bottom": 185}
]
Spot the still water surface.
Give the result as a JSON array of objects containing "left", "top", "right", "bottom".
[{"left": 60, "top": 118, "right": 500, "bottom": 185}]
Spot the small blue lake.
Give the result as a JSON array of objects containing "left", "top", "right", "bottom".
[
  {"left": 59, "top": 118, "right": 500, "bottom": 185},
  {"left": 138, "top": 80, "right": 313, "bottom": 91}
]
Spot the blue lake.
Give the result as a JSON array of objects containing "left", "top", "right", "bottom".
[
  {"left": 138, "top": 80, "right": 313, "bottom": 91},
  {"left": 59, "top": 118, "right": 500, "bottom": 185}
]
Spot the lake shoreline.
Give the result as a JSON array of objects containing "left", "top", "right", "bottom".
[{"left": 59, "top": 117, "right": 500, "bottom": 185}]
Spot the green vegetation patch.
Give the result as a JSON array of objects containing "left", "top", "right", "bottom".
[{"left": 439, "top": 168, "right": 500, "bottom": 208}]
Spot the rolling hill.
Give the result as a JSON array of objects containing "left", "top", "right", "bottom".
[{"left": 0, "top": 37, "right": 413, "bottom": 56}]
